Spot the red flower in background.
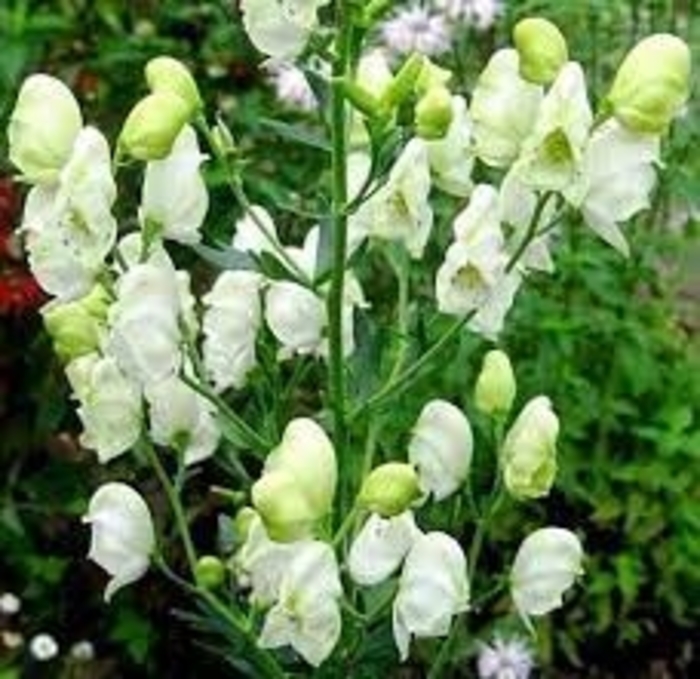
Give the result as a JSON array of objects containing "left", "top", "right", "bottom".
[{"left": 0, "top": 177, "right": 46, "bottom": 315}]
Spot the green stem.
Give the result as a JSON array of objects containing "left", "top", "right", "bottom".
[
  {"left": 328, "top": 0, "right": 353, "bottom": 520},
  {"left": 506, "top": 191, "right": 555, "bottom": 273}
]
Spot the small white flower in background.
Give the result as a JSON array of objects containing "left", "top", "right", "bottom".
[
  {"left": 83, "top": 482, "right": 156, "bottom": 602},
  {"left": 265, "top": 62, "right": 317, "bottom": 111},
  {"left": 408, "top": 400, "right": 473, "bottom": 501},
  {"left": 8, "top": 73, "right": 83, "bottom": 185},
  {"left": 1, "top": 630, "right": 23, "bottom": 649},
  {"left": 258, "top": 541, "right": 343, "bottom": 667},
  {"left": 425, "top": 95, "right": 475, "bottom": 197},
  {"left": 65, "top": 352, "right": 142, "bottom": 464},
  {"left": 477, "top": 635, "right": 534, "bottom": 679},
  {"left": 351, "top": 138, "right": 433, "bottom": 258},
  {"left": 393, "top": 532, "right": 470, "bottom": 661},
  {"left": 470, "top": 49, "right": 543, "bottom": 169},
  {"left": 202, "top": 270, "right": 263, "bottom": 392},
  {"left": 514, "top": 61, "right": 593, "bottom": 191},
  {"left": 29, "top": 633, "right": 59, "bottom": 662},
  {"left": 232, "top": 205, "right": 282, "bottom": 257},
  {"left": 140, "top": 124, "right": 209, "bottom": 245},
  {"left": 240, "top": 0, "right": 330, "bottom": 61},
  {"left": 106, "top": 259, "right": 183, "bottom": 386},
  {"left": 348, "top": 511, "right": 420, "bottom": 586},
  {"left": 510, "top": 527, "right": 583, "bottom": 621},
  {"left": 434, "top": 0, "right": 502, "bottom": 30},
  {"left": 69, "top": 640, "right": 96, "bottom": 662},
  {"left": 21, "top": 127, "right": 118, "bottom": 301},
  {"left": 146, "top": 375, "right": 220, "bottom": 466},
  {"left": 0, "top": 592, "right": 21, "bottom": 615},
  {"left": 381, "top": 5, "right": 451, "bottom": 57},
  {"left": 564, "top": 118, "right": 660, "bottom": 257}
]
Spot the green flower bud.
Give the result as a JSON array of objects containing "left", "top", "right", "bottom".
[
  {"left": 415, "top": 85, "right": 453, "bottom": 140},
  {"left": 513, "top": 17, "right": 568, "bottom": 85},
  {"left": 42, "top": 285, "right": 110, "bottom": 362},
  {"left": 195, "top": 555, "right": 226, "bottom": 590},
  {"left": 606, "top": 33, "right": 691, "bottom": 134},
  {"left": 501, "top": 396, "right": 558, "bottom": 500},
  {"left": 474, "top": 349, "right": 517, "bottom": 416},
  {"left": 119, "top": 91, "right": 191, "bottom": 160},
  {"left": 383, "top": 53, "right": 425, "bottom": 109},
  {"left": 414, "top": 58, "right": 452, "bottom": 95},
  {"left": 7, "top": 74, "right": 83, "bottom": 184},
  {"left": 145, "top": 56, "right": 202, "bottom": 115},
  {"left": 358, "top": 463, "right": 421, "bottom": 518},
  {"left": 233, "top": 506, "right": 258, "bottom": 542}
]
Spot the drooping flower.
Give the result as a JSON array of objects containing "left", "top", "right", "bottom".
[
  {"left": 393, "top": 532, "right": 470, "bottom": 661},
  {"left": 258, "top": 541, "right": 343, "bottom": 667},
  {"left": 501, "top": 396, "right": 559, "bottom": 500},
  {"left": 510, "top": 527, "right": 583, "bottom": 620},
  {"left": 348, "top": 512, "right": 420, "bottom": 587},
  {"left": 232, "top": 205, "right": 282, "bottom": 257},
  {"left": 83, "top": 482, "right": 156, "bottom": 602},
  {"left": 381, "top": 6, "right": 451, "bottom": 58},
  {"left": 140, "top": 125, "right": 209, "bottom": 245},
  {"left": 477, "top": 635, "right": 534, "bottom": 679},
  {"left": 202, "top": 270, "right": 263, "bottom": 391},
  {"left": 408, "top": 400, "right": 473, "bottom": 501}
]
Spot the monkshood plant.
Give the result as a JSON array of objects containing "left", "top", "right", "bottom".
[{"left": 4, "top": 1, "right": 690, "bottom": 675}]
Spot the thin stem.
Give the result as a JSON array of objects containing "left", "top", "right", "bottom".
[
  {"left": 385, "top": 246, "right": 411, "bottom": 384},
  {"left": 332, "top": 504, "right": 362, "bottom": 547},
  {"left": 506, "top": 191, "right": 555, "bottom": 273}
]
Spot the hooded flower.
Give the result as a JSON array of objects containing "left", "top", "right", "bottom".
[
  {"left": 393, "top": 532, "right": 470, "bottom": 661},
  {"left": 258, "top": 541, "right": 343, "bottom": 667},
  {"left": 140, "top": 125, "right": 208, "bottom": 245},
  {"left": 83, "top": 482, "right": 155, "bottom": 602}
]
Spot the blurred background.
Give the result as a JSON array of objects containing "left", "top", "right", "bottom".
[{"left": 0, "top": 1, "right": 698, "bottom": 677}]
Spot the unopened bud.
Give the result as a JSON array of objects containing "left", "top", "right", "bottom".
[
  {"left": 513, "top": 17, "right": 568, "bottom": 85},
  {"left": 383, "top": 53, "right": 425, "bottom": 108},
  {"left": 607, "top": 33, "right": 691, "bottom": 134},
  {"left": 195, "top": 555, "right": 226, "bottom": 589},
  {"left": 145, "top": 56, "right": 202, "bottom": 115},
  {"left": 119, "top": 91, "right": 191, "bottom": 160},
  {"left": 358, "top": 463, "right": 421, "bottom": 518},
  {"left": 415, "top": 85, "right": 453, "bottom": 139},
  {"left": 474, "top": 349, "right": 516, "bottom": 416}
]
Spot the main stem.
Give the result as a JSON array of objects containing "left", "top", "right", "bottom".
[{"left": 328, "top": 0, "right": 352, "bottom": 521}]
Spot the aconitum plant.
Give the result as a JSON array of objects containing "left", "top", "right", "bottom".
[{"left": 5, "top": 2, "right": 690, "bottom": 676}]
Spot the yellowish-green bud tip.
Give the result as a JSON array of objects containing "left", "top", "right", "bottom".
[
  {"left": 145, "top": 56, "right": 202, "bottom": 115},
  {"left": 474, "top": 349, "right": 516, "bottom": 416},
  {"left": 513, "top": 17, "right": 569, "bottom": 85},
  {"left": 415, "top": 86, "right": 453, "bottom": 140},
  {"left": 358, "top": 462, "right": 421, "bottom": 518},
  {"left": 195, "top": 555, "right": 226, "bottom": 590}
]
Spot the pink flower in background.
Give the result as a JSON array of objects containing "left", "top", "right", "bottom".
[
  {"left": 477, "top": 636, "right": 534, "bottom": 679},
  {"left": 381, "top": 5, "right": 451, "bottom": 57},
  {"left": 434, "top": 0, "right": 502, "bottom": 30}
]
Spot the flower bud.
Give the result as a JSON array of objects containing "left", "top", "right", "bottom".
[
  {"left": 513, "top": 17, "right": 568, "bottom": 85},
  {"left": 383, "top": 52, "right": 425, "bottom": 108},
  {"left": 415, "top": 85, "right": 454, "bottom": 140},
  {"left": 510, "top": 527, "right": 583, "bottom": 619},
  {"left": 606, "top": 33, "right": 691, "bottom": 134},
  {"left": 145, "top": 56, "right": 202, "bottom": 115},
  {"left": 501, "top": 396, "right": 558, "bottom": 499},
  {"left": 474, "top": 349, "right": 516, "bottom": 416},
  {"left": 195, "top": 555, "right": 226, "bottom": 589},
  {"left": 119, "top": 91, "right": 192, "bottom": 160},
  {"left": 358, "top": 463, "right": 421, "bottom": 518},
  {"left": 8, "top": 74, "right": 83, "bottom": 184},
  {"left": 42, "top": 285, "right": 110, "bottom": 362}
]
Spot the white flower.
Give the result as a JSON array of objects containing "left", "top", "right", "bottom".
[
  {"left": 232, "top": 205, "right": 281, "bottom": 257},
  {"left": 29, "top": 633, "right": 59, "bottom": 661},
  {"left": 425, "top": 95, "right": 475, "bottom": 197},
  {"left": 265, "top": 280, "right": 326, "bottom": 358},
  {"left": 202, "top": 270, "right": 263, "bottom": 391},
  {"left": 145, "top": 375, "right": 220, "bottom": 466},
  {"left": 348, "top": 511, "right": 420, "bottom": 586},
  {"left": 468, "top": 270, "right": 522, "bottom": 340},
  {"left": 477, "top": 636, "right": 534, "bottom": 679},
  {"left": 514, "top": 62, "right": 593, "bottom": 191},
  {"left": 435, "top": 0, "right": 502, "bottom": 30},
  {"left": 351, "top": 138, "right": 433, "bottom": 258},
  {"left": 266, "top": 62, "right": 317, "bottom": 111},
  {"left": 83, "top": 483, "right": 155, "bottom": 602},
  {"left": 258, "top": 541, "right": 343, "bottom": 667},
  {"left": 564, "top": 119, "right": 660, "bottom": 256},
  {"left": 408, "top": 400, "right": 473, "bottom": 501},
  {"left": 65, "top": 352, "right": 142, "bottom": 463},
  {"left": 393, "top": 532, "right": 470, "bottom": 661},
  {"left": 8, "top": 74, "right": 82, "bottom": 185},
  {"left": 471, "top": 49, "right": 543, "bottom": 168},
  {"left": 69, "top": 640, "right": 96, "bottom": 661},
  {"left": 106, "top": 259, "right": 183, "bottom": 385},
  {"left": 140, "top": 125, "right": 208, "bottom": 245},
  {"left": 510, "top": 527, "right": 583, "bottom": 620},
  {"left": 0, "top": 592, "right": 21, "bottom": 615},
  {"left": 21, "top": 127, "right": 117, "bottom": 301},
  {"left": 241, "top": 0, "right": 330, "bottom": 60},
  {"left": 381, "top": 6, "right": 451, "bottom": 57}
]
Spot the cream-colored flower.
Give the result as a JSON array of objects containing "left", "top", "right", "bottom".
[
  {"left": 83, "top": 482, "right": 155, "bottom": 601},
  {"left": 232, "top": 205, "right": 281, "bottom": 257}
]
